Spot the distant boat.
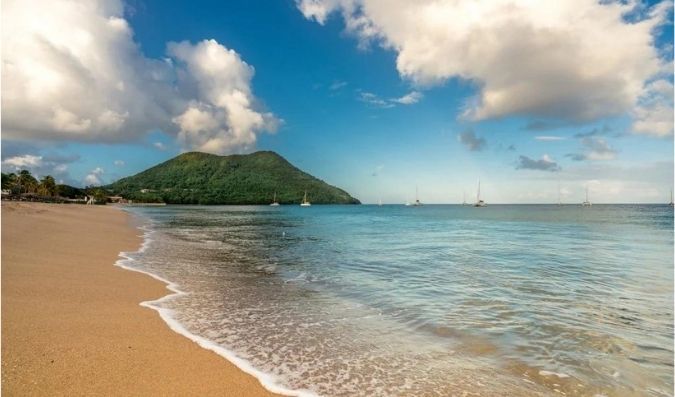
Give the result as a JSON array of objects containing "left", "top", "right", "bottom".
[
  {"left": 557, "top": 181, "right": 562, "bottom": 206},
  {"left": 582, "top": 187, "right": 592, "bottom": 207},
  {"left": 405, "top": 199, "right": 411, "bottom": 206},
  {"left": 378, "top": 198, "right": 383, "bottom": 206},
  {"left": 669, "top": 189, "right": 673, "bottom": 207},
  {"left": 474, "top": 179, "right": 486, "bottom": 207},
  {"left": 300, "top": 191, "right": 311, "bottom": 207},
  {"left": 462, "top": 191, "right": 467, "bottom": 206},
  {"left": 270, "top": 191, "right": 280, "bottom": 206},
  {"left": 413, "top": 186, "right": 422, "bottom": 206}
]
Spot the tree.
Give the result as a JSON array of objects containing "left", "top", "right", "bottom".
[
  {"left": 2, "top": 173, "right": 17, "bottom": 190},
  {"left": 37, "top": 175, "right": 57, "bottom": 197},
  {"left": 16, "top": 170, "right": 38, "bottom": 194}
]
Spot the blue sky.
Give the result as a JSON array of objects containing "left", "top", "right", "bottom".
[{"left": 2, "top": 0, "right": 673, "bottom": 203}]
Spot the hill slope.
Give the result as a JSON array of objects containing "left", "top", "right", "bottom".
[{"left": 106, "top": 151, "right": 360, "bottom": 205}]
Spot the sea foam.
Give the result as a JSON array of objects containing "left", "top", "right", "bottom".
[{"left": 114, "top": 215, "right": 317, "bottom": 397}]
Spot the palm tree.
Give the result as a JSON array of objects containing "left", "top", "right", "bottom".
[
  {"left": 16, "top": 170, "right": 38, "bottom": 194},
  {"left": 38, "top": 175, "right": 57, "bottom": 197}
]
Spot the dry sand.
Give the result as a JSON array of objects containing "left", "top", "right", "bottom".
[{"left": 1, "top": 202, "right": 277, "bottom": 396}]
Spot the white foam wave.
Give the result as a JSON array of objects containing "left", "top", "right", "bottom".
[
  {"left": 538, "top": 370, "right": 570, "bottom": 378},
  {"left": 114, "top": 214, "right": 318, "bottom": 397}
]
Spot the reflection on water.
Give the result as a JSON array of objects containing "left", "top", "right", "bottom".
[{"left": 125, "top": 204, "right": 673, "bottom": 396}]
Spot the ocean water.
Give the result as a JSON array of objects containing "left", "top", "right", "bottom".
[{"left": 120, "top": 204, "right": 673, "bottom": 396}]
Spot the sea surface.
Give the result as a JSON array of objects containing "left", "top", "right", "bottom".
[{"left": 120, "top": 204, "right": 674, "bottom": 396}]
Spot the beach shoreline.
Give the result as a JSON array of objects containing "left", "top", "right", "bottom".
[{"left": 1, "top": 202, "right": 278, "bottom": 396}]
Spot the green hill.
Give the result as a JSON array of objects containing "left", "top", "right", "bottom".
[{"left": 106, "top": 151, "right": 360, "bottom": 205}]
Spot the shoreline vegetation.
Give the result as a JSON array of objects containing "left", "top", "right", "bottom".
[{"left": 1, "top": 202, "right": 278, "bottom": 396}]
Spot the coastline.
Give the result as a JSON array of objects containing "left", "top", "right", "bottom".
[{"left": 1, "top": 202, "right": 279, "bottom": 396}]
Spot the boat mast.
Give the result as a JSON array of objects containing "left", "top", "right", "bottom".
[{"left": 558, "top": 180, "right": 561, "bottom": 205}]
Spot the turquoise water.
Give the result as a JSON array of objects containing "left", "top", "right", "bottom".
[{"left": 124, "top": 204, "right": 673, "bottom": 396}]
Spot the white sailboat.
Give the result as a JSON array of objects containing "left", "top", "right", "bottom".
[
  {"left": 378, "top": 198, "right": 383, "bottom": 206},
  {"left": 300, "top": 191, "right": 311, "bottom": 207},
  {"left": 474, "top": 179, "right": 486, "bottom": 207},
  {"left": 557, "top": 181, "right": 562, "bottom": 206},
  {"left": 270, "top": 191, "right": 280, "bottom": 206},
  {"left": 462, "top": 191, "right": 467, "bottom": 206},
  {"left": 582, "top": 187, "right": 592, "bottom": 206},
  {"left": 413, "top": 185, "right": 422, "bottom": 206},
  {"left": 669, "top": 189, "right": 673, "bottom": 207}
]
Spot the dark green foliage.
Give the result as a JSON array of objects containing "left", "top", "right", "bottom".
[
  {"left": 105, "top": 151, "right": 360, "bottom": 205},
  {"left": 37, "top": 175, "right": 57, "bottom": 197},
  {"left": 90, "top": 188, "right": 109, "bottom": 205},
  {"left": 56, "top": 184, "right": 86, "bottom": 199},
  {"left": 2, "top": 172, "right": 17, "bottom": 191}
]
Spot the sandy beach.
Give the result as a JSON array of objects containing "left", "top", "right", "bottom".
[{"left": 1, "top": 202, "right": 277, "bottom": 396}]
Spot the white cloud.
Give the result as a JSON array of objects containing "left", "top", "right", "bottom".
[
  {"left": 535, "top": 136, "right": 565, "bottom": 141},
  {"left": 84, "top": 167, "right": 104, "bottom": 186},
  {"left": 113, "top": 160, "right": 125, "bottom": 166},
  {"left": 392, "top": 91, "right": 422, "bottom": 105},
  {"left": 1, "top": 152, "right": 79, "bottom": 182},
  {"left": 2, "top": 0, "right": 278, "bottom": 153},
  {"left": 330, "top": 80, "right": 348, "bottom": 90},
  {"left": 568, "top": 137, "right": 617, "bottom": 161},
  {"left": 632, "top": 79, "right": 674, "bottom": 137},
  {"left": 358, "top": 90, "right": 422, "bottom": 107},
  {"left": 153, "top": 142, "right": 167, "bottom": 151},
  {"left": 2, "top": 154, "right": 43, "bottom": 168},
  {"left": 297, "top": 0, "right": 672, "bottom": 127},
  {"left": 168, "top": 40, "right": 280, "bottom": 153}
]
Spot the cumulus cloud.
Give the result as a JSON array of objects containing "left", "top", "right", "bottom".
[
  {"left": 1, "top": 152, "right": 80, "bottom": 182},
  {"left": 2, "top": 154, "right": 43, "bottom": 169},
  {"left": 631, "top": 79, "right": 674, "bottom": 137},
  {"left": 2, "top": 0, "right": 278, "bottom": 153},
  {"left": 457, "top": 129, "right": 486, "bottom": 151},
  {"left": 297, "top": 0, "right": 672, "bottom": 128},
  {"left": 516, "top": 154, "right": 561, "bottom": 172},
  {"left": 567, "top": 137, "right": 617, "bottom": 161},
  {"left": 84, "top": 167, "right": 105, "bottom": 186}
]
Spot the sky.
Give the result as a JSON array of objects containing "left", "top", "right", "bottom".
[{"left": 1, "top": 0, "right": 674, "bottom": 203}]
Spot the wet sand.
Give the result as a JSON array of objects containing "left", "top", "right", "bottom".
[{"left": 1, "top": 202, "right": 277, "bottom": 396}]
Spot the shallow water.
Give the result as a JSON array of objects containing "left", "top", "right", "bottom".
[{"left": 123, "top": 204, "right": 673, "bottom": 396}]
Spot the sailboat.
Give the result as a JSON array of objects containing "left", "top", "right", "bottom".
[
  {"left": 557, "top": 181, "right": 562, "bottom": 206},
  {"left": 270, "top": 191, "right": 280, "bottom": 206},
  {"left": 474, "top": 179, "right": 486, "bottom": 207},
  {"left": 378, "top": 198, "right": 383, "bottom": 206},
  {"left": 462, "top": 191, "right": 467, "bottom": 206},
  {"left": 413, "top": 186, "right": 422, "bottom": 206},
  {"left": 669, "top": 190, "right": 673, "bottom": 207},
  {"left": 300, "top": 191, "right": 311, "bottom": 207},
  {"left": 405, "top": 198, "right": 411, "bottom": 206},
  {"left": 582, "top": 187, "right": 592, "bottom": 206}
]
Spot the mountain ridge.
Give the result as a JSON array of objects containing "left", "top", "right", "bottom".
[{"left": 106, "top": 150, "right": 360, "bottom": 205}]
